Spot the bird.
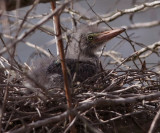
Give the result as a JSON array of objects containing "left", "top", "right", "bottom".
[{"left": 28, "top": 25, "right": 125, "bottom": 90}]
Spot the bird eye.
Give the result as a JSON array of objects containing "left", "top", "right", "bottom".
[{"left": 87, "top": 35, "right": 94, "bottom": 41}]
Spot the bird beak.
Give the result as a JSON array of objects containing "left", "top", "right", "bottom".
[{"left": 96, "top": 28, "right": 125, "bottom": 42}]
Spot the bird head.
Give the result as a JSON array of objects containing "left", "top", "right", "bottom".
[{"left": 66, "top": 25, "right": 125, "bottom": 61}]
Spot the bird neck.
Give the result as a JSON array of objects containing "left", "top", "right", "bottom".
[{"left": 66, "top": 52, "right": 98, "bottom": 64}]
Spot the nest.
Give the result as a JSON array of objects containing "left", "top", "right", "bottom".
[{"left": 1, "top": 61, "right": 160, "bottom": 133}]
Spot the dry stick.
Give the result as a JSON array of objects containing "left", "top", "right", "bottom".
[
  {"left": 4, "top": 0, "right": 57, "bottom": 11},
  {"left": 7, "top": 91, "right": 160, "bottom": 133},
  {"left": 123, "top": 20, "right": 160, "bottom": 30},
  {"left": 2, "top": 34, "right": 50, "bottom": 57},
  {"left": 15, "top": 0, "right": 39, "bottom": 38},
  {"left": 0, "top": 75, "right": 9, "bottom": 133},
  {"left": 50, "top": 1, "right": 77, "bottom": 133},
  {"left": 148, "top": 108, "right": 160, "bottom": 133},
  {"left": 0, "top": 1, "right": 71, "bottom": 55},
  {"left": 86, "top": 1, "right": 156, "bottom": 70},
  {"left": 127, "top": 41, "right": 160, "bottom": 60},
  {"left": 123, "top": 31, "right": 142, "bottom": 69},
  {"left": 7, "top": 111, "right": 70, "bottom": 133},
  {"left": 91, "top": 1, "right": 160, "bottom": 25}
]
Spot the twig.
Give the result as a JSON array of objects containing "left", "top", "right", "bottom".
[
  {"left": 78, "top": 115, "right": 104, "bottom": 133},
  {"left": 123, "top": 30, "right": 142, "bottom": 69},
  {"left": 50, "top": 1, "right": 77, "bottom": 133},
  {"left": 148, "top": 108, "right": 160, "bottom": 133},
  {"left": 2, "top": 33, "right": 50, "bottom": 57},
  {"left": 0, "top": 1, "right": 71, "bottom": 55},
  {"left": 122, "top": 20, "right": 160, "bottom": 30},
  {"left": 0, "top": 75, "right": 9, "bottom": 133},
  {"left": 4, "top": 0, "right": 57, "bottom": 11},
  {"left": 93, "top": 108, "right": 143, "bottom": 124},
  {"left": 101, "top": 41, "right": 160, "bottom": 64},
  {"left": 91, "top": 1, "right": 160, "bottom": 25},
  {"left": 7, "top": 111, "right": 70, "bottom": 133},
  {"left": 126, "top": 41, "right": 160, "bottom": 61},
  {"left": 15, "top": 0, "right": 40, "bottom": 38},
  {"left": 77, "top": 92, "right": 160, "bottom": 112}
]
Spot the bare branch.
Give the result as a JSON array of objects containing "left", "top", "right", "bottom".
[
  {"left": 129, "top": 41, "right": 160, "bottom": 60},
  {"left": 50, "top": 1, "right": 76, "bottom": 133},
  {"left": 3, "top": 0, "right": 58, "bottom": 11},
  {"left": 8, "top": 111, "right": 70, "bottom": 133},
  {"left": 2, "top": 34, "right": 50, "bottom": 57},
  {"left": 91, "top": 1, "right": 160, "bottom": 24},
  {"left": 123, "top": 20, "right": 160, "bottom": 30},
  {"left": 78, "top": 92, "right": 160, "bottom": 111},
  {"left": 148, "top": 108, "right": 160, "bottom": 133},
  {"left": 0, "top": 1, "right": 71, "bottom": 55}
]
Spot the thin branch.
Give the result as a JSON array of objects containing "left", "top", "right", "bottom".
[
  {"left": 50, "top": 1, "right": 76, "bottom": 133},
  {"left": 123, "top": 20, "right": 160, "bottom": 30},
  {"left": 100, "top": 41, "right": 160, "bottom": 63},
  {"left": 77, "top": 92, "right": 160, "bottom": 112},
  {"left": 148, "top": 108, "right": 160, "bottom": 133},
  {"left": 3, "top": 0, "right": 57, "bottom": 11},
  {"left": 91, "top": 1, "right": 160, "bottom": 24},
  {"left": 127, "top": 41, "right": 160, "bottom": 61},
  {"left": 7, "top": 111, "right": 70, "bottom": 133},
  {"left": 2, "top": 33, "right": 50, "bottom": 57},
  {"left": 15, "top": 0, "right": 39, "bottom": 38},
  {"left": 0, "top": 1, "right": 71, "bottom": 55}
]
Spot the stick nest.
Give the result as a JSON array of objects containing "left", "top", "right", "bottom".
[{"left": 1, "top": 62, "right": 160, "bottom": 133}]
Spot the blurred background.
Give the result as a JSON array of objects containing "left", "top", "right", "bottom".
[{"left": 1, "top": 0, "right": 160, "bottom": 69}]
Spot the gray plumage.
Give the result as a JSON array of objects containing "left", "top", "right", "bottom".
[{"left": 28, "top": 25, "right": 125, "bottom": 89}]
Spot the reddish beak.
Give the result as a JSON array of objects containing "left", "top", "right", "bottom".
[{"left": 96, "top": 28, "right": 125, "bottom": 42}]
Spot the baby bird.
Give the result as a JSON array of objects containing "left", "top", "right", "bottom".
[{"left": 28, "top": 25, "right": 125, "bottom": 89}]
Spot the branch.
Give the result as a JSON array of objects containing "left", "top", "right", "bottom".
[
  {"left": 148, "top": 108, "right": 160, "bottom": 133},
  {"left": 128, "top": 41, "right": 160, "bottom": 60},
  {"left": 77, "top": 92, "right": 160, "bottom": 112},
  {"left": 7, "top": 111, "right": 70, "bottom": 133},
  {"left": 91, "top": 1, "right": 160, "bottom": 24},
  {"left": 3, "top": 0, "right": 57, "bottom": 11},
  {"left": 122, "top": 20, "right": 160, "bottom": 30},
  {"left": 50, "top": 1, "right": 76, "bottom": 133},
  {"left": 6, "top": 91, "right": 160, "bottom": 133},
  {"left": 100, "top": 41, "right": 160, "bottom": 64},
  {"left": 1, "top": 34, "right": 50, "bottom": 57},
  {"left": 0, "top": 1, "right": 71, "bottom": 55}
]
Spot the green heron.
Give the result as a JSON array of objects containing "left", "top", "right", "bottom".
[{"left": 29, "top": 25, "right": 125, "bottom": 89}]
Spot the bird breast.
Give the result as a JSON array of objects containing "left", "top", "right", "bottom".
[{"left": 28, "top": 58, "right": 98, "bottom": 89}]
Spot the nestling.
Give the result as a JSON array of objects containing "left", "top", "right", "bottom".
[{"left": 28, "top": 25, "right": 125, "bottom": 89}]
